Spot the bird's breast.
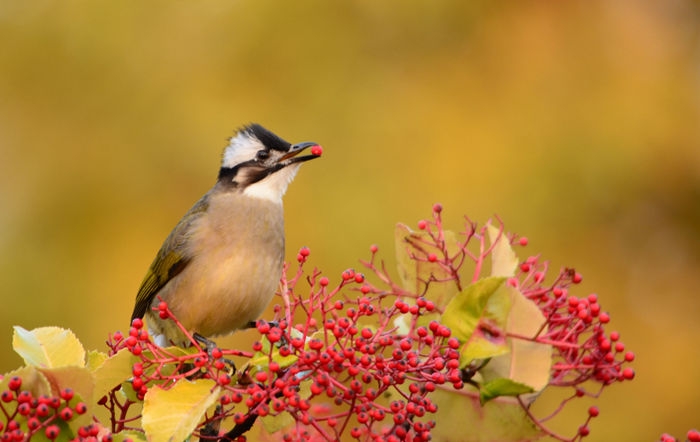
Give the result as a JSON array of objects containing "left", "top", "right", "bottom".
[{"left": 160, "top": 194, "right": 285, "bottom": 337}]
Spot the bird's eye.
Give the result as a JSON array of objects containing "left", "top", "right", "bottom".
[{"left": 256, "top": 150, "right": 270, "bottom": 161}]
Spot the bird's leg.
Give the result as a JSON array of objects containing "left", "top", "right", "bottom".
[
  {"left": 193, "top": 332, "right": 218, "bottom": 352},
  {"left": 193, "top": 333, "right": 236, "bottom": 373}
]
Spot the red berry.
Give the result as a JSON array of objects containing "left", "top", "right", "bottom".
[
  {"left": 432, "top": 203, "right": 443, "bottom": 213},
  {"left": 8, "top": 377, "right": 21, "bottom": 391},
  {"left": 218, "top": 374, "right": 231, "bottom": 386},
  {"left": 622, "top": 368, "right": 635, "bottom": 380},
  {"left": 310, "top": 145, "right": 323, "bottom": 156},
  {"left": 370, "top": 244, "right": 379, "bottom": 253},
  {"left": 59, "top": 407, "right": 73, "bottom": 421},
  {"left": 417, "top": 220, "right": 428, "bottom": 230},
  {"left": 131, "top": 318, "right": 143, "bottom": 329},
  {"left": 572, "top": 272, "right": 583, "bottom": 284},
  {"left": 518, "top": 237, "right": 528, "bottom": 246},
  {"left": 74, "top": 402, "right": 88, "bottom": 414},
  {"left": 319, "top": 277, "right": 329, "bottom": 287},
  {"left": 588, "top": 406, "right": 599, "bottom": 417},
  {"left": 45, "top": 425, "right": 60, "bottom": 440},
  {"left": 299, "top": 246, "right": 310, "bottom": 257},
  {"left": 17, "top": 403, "right": 31, "bottom": 416},
  {"left": 255, "top": 372, "right": 268, "bottom": 383},
  {"left": 60, "top": 388, "right": 74, "bottom": 401},
  {"left": 688, "top": 429, "right": 700, "bottom": 442}
]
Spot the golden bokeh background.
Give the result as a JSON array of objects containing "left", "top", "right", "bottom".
[{"left": 1, "top": 1, "right": 699, "bottom": 440}]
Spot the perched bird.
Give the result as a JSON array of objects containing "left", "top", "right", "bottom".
[{"left": 131, "top": 124, "right": 322, "bottom": 347}]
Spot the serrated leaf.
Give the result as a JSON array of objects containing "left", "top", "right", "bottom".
[
  {"left": 479, "top": 378, "right": 534, "bottom": 404},
  {"left": 429, "top": 388, "right": 544, "bottom": 442},
  {"left": 86, "top": 350, "right": 109, "bottom": 371},
  {"left": 395, "top": 223, "right": 461, "bottom": 309},
  {"left": 38, "top": 366, "right": 94, "bottom": 428},
  {"left": 142, "top": 379, "right": 220, "bottom": 442},
  {"left": 0, "top": 366, "right": 52, "bottom": 399},
  {"left": 13, "top": 326, "right": 85, "bottom": 368},
  {"left": 487, "top": 222, "right": 518, "bottom": 277},
  {"left": 442, "top": 277, "right": 512, "bottom": 365},
  {"left": 481, "top": 288, "right": 552, "bottom": 402},
  {"left": 92, "top": 349, "right": 138, "bottom": 401}
]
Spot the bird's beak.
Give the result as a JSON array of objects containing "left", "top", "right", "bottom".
[{"left": 279, "top": 141, "right": 322, "bottom": 164}]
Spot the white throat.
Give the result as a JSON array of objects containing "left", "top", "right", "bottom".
[{"left": 242, "top": 163, "right": 301, "bottom": 202}]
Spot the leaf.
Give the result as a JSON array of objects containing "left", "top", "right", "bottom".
[
  {"left": 13, "top": 326, "right": 85, "bottom": 368},
  {"left": 442, "top": 277, "right": 512, "bottom": 365},
  {"left": 430, "top": 388, "right": 544, "bottom": 442},
  {"left": 86, "top": 350, "right": 109, "bottom": 371},
  {"left": 142, "top": 379, "right": 220, "bottom": 442},
  {"left": 487, "top": 222, "right": 518, "bottom": 277},
  {"left": 479, "top": 378, "right": 534, "bottom": 404},
  {"left": 0, "top": 365, "right": 52, "bottom": 399},
  {"left": 481, "top": 288, "right": 552, "bottom": 402},
  {"left": 111, "top": 431, "right": 148, "bottom": 442},
  {"left": 38, "top": 366, "right": 95, "bottom": 428},
  {"left": 91, "top": 349, "right": 138, "bottom": 401},
  {"left": 394, "top": 223, "right": 461, "bottom": 309}
]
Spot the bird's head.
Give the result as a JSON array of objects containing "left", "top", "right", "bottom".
[{"left": 218, "top": 124, "right": 322, "bottom": 202}]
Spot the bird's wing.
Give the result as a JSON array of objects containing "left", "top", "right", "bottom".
[{"left": 131, "top": 194, "right": 210, "bottom": 321}]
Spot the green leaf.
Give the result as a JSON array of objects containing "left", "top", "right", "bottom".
[
  {"left": 480, "top": 287, "right": 552, "bottom": 403},
  {"left": 487, "top": 222, "right": 518, "bottom": 277},
  {"left": 142, "top": 379, "right": 220, "bottom": 442},
  {"left": 442, "top": 277, "right": 512, "bottom": 365},
  {"left": 394, "top": 223, "right": 461, "bottom": 309},
  {"left": 479, "top": 378, "right": 534, "bottom": 404},
  {"left": 429, "top": 388, "right": 544, "bottom": 442},
  {"left": 13, "top": 326, "right": 85, "bottom": 368}
]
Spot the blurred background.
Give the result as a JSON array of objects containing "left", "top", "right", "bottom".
[{"left": 1, "top": 1, "right": 698, "bottom": 440}]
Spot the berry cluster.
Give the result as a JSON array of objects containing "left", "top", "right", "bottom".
[
  {"left": 514, "top": 259, "right": 635, "bottom": 389},
  {"left": 250, "top": 263, "right": 461, "bottom": 441},
  {"left": 355, "top": 204, "right": 636, "bottom": 442},
  {"left": 660, "top": 429, "right": 700, "bottom": 442},
  {"left": 0, "top": 377, "right": 93, "bottom": 441}
]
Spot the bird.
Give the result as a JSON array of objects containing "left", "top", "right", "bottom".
[{"left": 131, "top": 123, "right": 322, "bottom": 348}]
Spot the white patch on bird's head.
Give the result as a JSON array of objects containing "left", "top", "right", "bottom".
[
  {"left": 222, "top": 131, "right": 264, "bottom": 169},
  {"left": 242, "top": 163, "right": 302, "bottom": 202}
]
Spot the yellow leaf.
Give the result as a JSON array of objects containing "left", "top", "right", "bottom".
[
  {"left": 142, "top": 379, "right": 220, "bottom": 442},
  {"left": 487, "top": 222, "right": 519, "bottom": 277},
  {"left": 13, "top": 326, "right": 85, "bottom": 368},
  {"left": 92, "top": 349, "right": 138, "bottom": 402},
  {"left": 38, "top": 366, "right": 95, "bottom": 428},
  {"left": 430, "top": 388, "right": 543, "bottom": 442},
  {"left": 481, "top": 288, "right": 552, "bottom": 401},
  {"left": 394, "top": 223, "right": 461, "bottom": 309}
]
